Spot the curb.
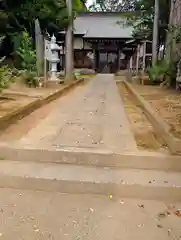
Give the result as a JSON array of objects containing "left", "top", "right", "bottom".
[
  {"left": 0, "top": 145, "right": 181, "bottom": 171},
  {"left": 1, "top": 175, "right": 181, "bottom": 201},
  {"left": 124, "top": 80, "right": 181, "bottom": 155},
  {"left": 0, "top": 79, "right": 84, "bottom": 131}
]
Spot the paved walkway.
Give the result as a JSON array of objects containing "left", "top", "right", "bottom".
[
  {"left": 0, "top": 189, "right": 181, "bottom": 240},
  {"left": 18, "top": 74, "right": 137, "bottom": 153}
]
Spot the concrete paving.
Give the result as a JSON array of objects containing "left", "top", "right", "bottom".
[
  {"left": 0, "top": 189, "right": 181, "bottom": 240},
  {"left": 18, "top": 74, "right": 137, "bottom": 153},
  {"left": 0, "top": 160, "right": 181, "bottom": 200},
  {"left": 0, "top": 75, "right": 181, "bottom": 238}
]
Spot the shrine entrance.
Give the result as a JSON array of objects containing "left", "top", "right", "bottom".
[
  {"left": 87, "top": 39, "right": 125, "bottom": 74},
  {"left": 97, "top": 51, "right": 118, "bottom": 73}
]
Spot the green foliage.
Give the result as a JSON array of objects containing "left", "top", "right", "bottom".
[
  {"left": 88, "top": 0, "right": 135, "bottom": 11},
  {"left": 147, "top": 59, "right": 178, "bottom": 86},
  {"left": 22, "top": 70, "right": 39, "bottom": 87},
  {"left": 15, "top": 31, "right": 38, "bottom": 87},
  {"left": 147, "top": 60, "right": 169, "bottom": 81},
  {"left": 16, "top": 31, "right": 36, "bottom": 71},
  {"left": 123, "top": 0, "right": 170, "bottom": 42},
  {"left": 0, "top": 57, "right": 12, "bottom": 89}
]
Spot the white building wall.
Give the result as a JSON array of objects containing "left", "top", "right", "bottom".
[{"left": 74, "top": 37, "right": 92, "bottom": 50}]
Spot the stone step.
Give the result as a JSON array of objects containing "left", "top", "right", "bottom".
[
  {"left": 1, "top": 145, "right": 181, "bottom": 171},
  {"left": 0, "top": 160, "right": 181, "bottom": 200}
]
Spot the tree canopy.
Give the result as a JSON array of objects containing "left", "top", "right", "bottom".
[
  {"left": 131, "top": 0, "right": 170, "bottom": 43},
  {"left": 0, "top": 0, "right": 86, "bottom": 36},
  {"left": 88, "top": 0, "right": 170, "bottom": 44},
  {"left": 0, "top": 0, "right": 86, "bottom": 56},
  {"left": 88, "top": 0, "right": 135, "bottom": 12}
]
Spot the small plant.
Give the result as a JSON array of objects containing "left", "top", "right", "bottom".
[
  {"left": 147, "top": 60, "right": 169, "bottom": 82},
  {"left": 22, "top": 70, "right": 39, "bottom": 87},
  {"left": 0, "top": 57, "right": 12, "bottom": 89},
  {"left": 16, "top": 30, "right": 37, "bottom": 87},
  {"left": 16, "top": 31, "right": 36, "bottom": 71}
]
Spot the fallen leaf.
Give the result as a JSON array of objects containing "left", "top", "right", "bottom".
[
  {"left": 33, "top": 225, "right": 40, "bottom": 232},
  {"left": 168, "top": 204, "right": 175, "bottom": 210},
  {"left": 89, "top": 208, "right": 94, "bottom": 213},
  {"left": 168, "top": 228, "right": 172, "bottom": 236},
  {"left": 157, "top": 224, "right": 163, "bottom": 228},
  {"left": 109, "top": 194, "right": 113, "bottom": 199},
  {"left": 119, "top": 200, "right": 124, "bottom": 205},
  {"left": 157, "top": 212, "right": 167, "bottom": 218},
  {"left": 138, "top": 204, "right": 144, "bottom": 208},
  {"left": 174, "top": 209, "right": 181, "bottom": 217},
  {"left": 138, "top": 224, "right": 144, "bottom": 228}
]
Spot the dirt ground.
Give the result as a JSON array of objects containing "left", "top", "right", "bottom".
[
  {"left": 131, "top": 83, "right": 181, "bottom": 140},
  {"left": 117, "top": 83, "right": 168, "bottom": 152},
  {"left": 0, "top": 77, "right": 65, "bottom": 120}
]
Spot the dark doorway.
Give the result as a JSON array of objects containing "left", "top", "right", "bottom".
[{"left": 96, "top": 51, "right": 118, "bottom": 73}]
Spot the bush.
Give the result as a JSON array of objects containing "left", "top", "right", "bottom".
[
  {"left": 22, "top": 70, "right": 39, "bottom": 87},
  {"left": 0, "top": 57, "right": 12, "bottom": 89},
  {"left": 147, "top": 60, "right": 169, "bottom": 82},
  {"left": 16, "top": 31, "right": 36, "bottom": 71},
  {"left": 16, "top": 30, "right": 37, "bottom": 87}
]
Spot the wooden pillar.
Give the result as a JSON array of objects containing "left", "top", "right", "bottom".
[
  {"left": 136, "top": 44, "right": 140, "bottom": 74},
  {"left": 93, "top": 49, "right": 96, "bottom": 72},
  {"left": 129, "top": 56, "right": 133, "bottom": 75},
  {"left": 117, "top": 48, "right": 121, "bottom": 71},
  {"left": 142, "top": 41, "right": 146, "bottom": 72}
]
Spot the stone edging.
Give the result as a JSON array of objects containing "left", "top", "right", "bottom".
[
  {"left": 124, "top": 80, "right": 181, "bottom": 155},
  {"left": 0, "top": 79, "right": 84, "bottom": 131}
]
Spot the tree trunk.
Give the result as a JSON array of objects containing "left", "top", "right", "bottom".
[
  {"left": 152, "top": 0, "right": 159, "bottom": 66},
  {"left": 165, "top": 0, "right": 174, "bottom": 63},
  {"left": 65, "top": 0, "right": 73, "bottom": 83}
]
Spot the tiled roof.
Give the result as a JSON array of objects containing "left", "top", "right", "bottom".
[{"left": 73, "top": 12, "right": 133, "bottom": 39}]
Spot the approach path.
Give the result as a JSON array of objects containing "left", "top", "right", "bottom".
[{"left": 17, "top": 74, "right": 137, "bottom": 153}]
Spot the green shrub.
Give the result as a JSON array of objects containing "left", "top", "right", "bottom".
[
  {"left": 0, "top": 57, "right": 12, "bottom": 89},
  {"left": 16, "top": 31, "right": 36, "bottom": 72},
  {"left": 15, "top": 30, "right": 37, "bottom": 87},
  {"left": 22, "top": 70, "right": 39, "bottom": 87},
  {"left": 147, "top": 60, "right": 169, "bottom": 81}
]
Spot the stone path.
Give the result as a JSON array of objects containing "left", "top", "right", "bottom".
[
  {"left": 18, "top": 74, "right": 137, "bottom": 153},
  {"left": 0, "top": 189, "right": 181, "bottom": 240}
]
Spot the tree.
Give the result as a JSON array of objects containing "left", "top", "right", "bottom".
[
  {"left": 0, "top": 0, "right": 86, "bottom": 57},
  {"left": 152, "top": 0, "right": 159, "bottom": 66},
  {"left": 131, "top": 0, "right": 170, "bottom": 42},
  {"left": 89, "top": 0, "right": 135, "bottom": 12}
]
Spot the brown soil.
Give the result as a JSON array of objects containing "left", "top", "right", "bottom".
[
  {"left": 0, "top": 77, "right": 65, "bottom": 119},
  {"left": 0, "top": 80, "right": 86, "bottom": 142},
  {"left": 117, "top": 82, "right": 168, "bottom": 152},
  {"left": 131, "top": 84, "right": 181, "bottom": 139}
]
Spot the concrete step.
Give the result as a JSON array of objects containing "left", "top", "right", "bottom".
[
  {"left": 1, "top": 144, "right": 181, "bottom": 171},
  {"left": 0, "top": 160, "right": 181, "bottom": 200}
]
